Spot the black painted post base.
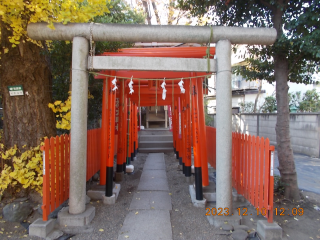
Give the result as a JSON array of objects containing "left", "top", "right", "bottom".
[
  {"left": 123, "top": 163, "right": 126, "bottom": 174},
  {"left": 194, "top": 167, "right": 203, "bottom": 200},
  {"left": 116, "top": 164, "right": 123, "bottom": 173},
  {"left": 105, "top": 166, "right": 114, "bottom": 197},
  {"left": 185, "top": 166, "right": 191, "bottom": 177}
]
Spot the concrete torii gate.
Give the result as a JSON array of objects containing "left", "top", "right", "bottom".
[{"left": 27, "top": 23, "right": 276, "bottom": 225}]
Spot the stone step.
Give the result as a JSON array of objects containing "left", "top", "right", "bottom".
[
  {"left": 140, "top": 135, "right": 173, "bottom": 141},
  {"left": 139, "top": 141, "right": 173, "bottom": 148},
  {"left": 139, "top": 129, "right": 172, "bottom": 136},
  {"left": 138, "top": 147, "right": 173, "bottom": 153}
]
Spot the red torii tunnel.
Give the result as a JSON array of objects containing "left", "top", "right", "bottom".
[{"left": 95, "top": 47, "right": 215, "bottom": 199}]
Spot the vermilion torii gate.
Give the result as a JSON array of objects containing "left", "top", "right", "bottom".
[
  {"left": 94, "top": 47, "right": 216, "bottom": 201},
  {"left": 27, "top": 23, "right": 276, "bottom": 226}
]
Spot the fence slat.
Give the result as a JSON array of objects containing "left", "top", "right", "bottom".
[
  {"left": 60, "top": 136, "right": 65, "bottom": 204},
  {"left": 259, "top": 137, "right": 265, "bottom": 212},
  {"left": 50, "top": 137, "right": 55, "bottom": 214},
  {"left": 264, "top": 138, "right": 270, "bottom": 215},
  {"left": 247, "top": 135, "right": 252, "bottom": 202},
  {"left": 42, "top": 138, "right": 50, "bottom": 221},
  {"left": 250, "top": 135, "right": 255, "bottom": 205}
]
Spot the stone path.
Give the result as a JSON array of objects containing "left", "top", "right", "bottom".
[{"left": 117, "top": 153, "right": 173, "bottom": 240}]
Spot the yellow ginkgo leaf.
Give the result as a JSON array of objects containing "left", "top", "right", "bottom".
[{"left": 99, "top": 229, "right": 104, "bottom": 232}]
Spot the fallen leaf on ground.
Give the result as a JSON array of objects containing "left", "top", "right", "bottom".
[
  {"left": 316, "top": 235, "right": 320, "bottom": 239},
  {"left": 151, "top": 207, "right": 155, "bottom": 209},
  {"left": 294, "top": 217, "right": 299, "bottom": 221},
  {"left": 287, "top": 234, "right": 290, "bottom": 237},
  {"left": 175, "top": 209, "right": 179, "bottom": 211},
  {"left": 250, "top": 218, "right": 254, "bottom": 222},
  {"left": 99, "top": 229, "right": 104, "bottom": 232},
  {"left": 124, "top": 235, "right": 129, "bottom": 238},
  {"left": 169, "top": 193, "right": 172, "bottom": 195},
  {"left": 135, "top": 212, "right": 138, "bottom": 215}
]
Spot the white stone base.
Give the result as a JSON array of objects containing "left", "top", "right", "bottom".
[
  {"left": 189, "top": 185, "right": 207, "bottom": 208},
  {"left": 103, "top": 194, "right": 116, "bottom": 205},
  {"left": 257, "top": 220, "right": 282, "bottom": 240},
  {"left": 29, "top": 218, "right": 56, "bottom": 238},
  {"left": 126, "top": 165, "right": 134, "bottom": 173},
  {"left": 58, "top": 205, "right": 95, "bottom": 227}
]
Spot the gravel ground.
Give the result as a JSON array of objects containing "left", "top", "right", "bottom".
[{"left": 164, "top": 152, "right": 229, "bottom": 240}]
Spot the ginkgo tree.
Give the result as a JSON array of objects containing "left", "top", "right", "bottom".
[{"left": 0, "top": 0, "right": 109, "bottom": 149}]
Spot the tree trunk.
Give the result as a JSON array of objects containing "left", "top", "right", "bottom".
[
  {"left": 142, "top": 1, "right": 152, "bottom": 25},
  {"left": 151, "top": 1, "right": 161, "bottom": 25},
  {"left": 253, "top": 80, "right": 262, "bottom": 113},
  {"left": 0, "top": 22, "right": 56, "bottom": 149},
  {"left": 273, "top": 5, "right": 300, "bottom": 200}
]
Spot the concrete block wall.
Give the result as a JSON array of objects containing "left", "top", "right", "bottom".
[{"left": 208, "top": 113, "right": 320, "bottom": 158}]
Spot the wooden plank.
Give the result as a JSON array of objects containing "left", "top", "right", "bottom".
[
  {"left": 42, "top": 138, "right": 50, "bottom": 221},
  {"left": 50, "top": 137, "right": 55, "bottom": 213},
  {"left": 60, "top": 136, "right": 65, "bottom": 203},
  {"left": 254, "top": 136, "right": 260, "bottom": 208},
  {"left": 259, "top": 137, "right": 265, "bottom": 211}
]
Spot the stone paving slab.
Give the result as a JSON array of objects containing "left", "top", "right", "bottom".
[
  {"left": 143, "top": 153, "right": 166, "bottom": 170},
  {"left": 143, "top": 161, "right": 166, "bottom": 170},
  {"left": 137, "top": 177, "right": 169, "bottom": 191},
  {"left": 129, "top": 191, "right": 172, "bottom": 210},
  {"left": 140, "top": 169, "right": 167, "bottom": 179},
  {"left": 117, "top": 210, "right": 172, "bottom": 240},
  {"left": 146, "top": 153, "right": 166, "bottom": 160}
]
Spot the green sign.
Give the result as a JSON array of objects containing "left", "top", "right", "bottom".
[{"left": 8, "top": 85, "right": 24, "bottom": 96}]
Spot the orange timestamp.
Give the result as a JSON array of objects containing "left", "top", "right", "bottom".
[{"left": 205, "top": 207, "right": 304, "bottom": 216}]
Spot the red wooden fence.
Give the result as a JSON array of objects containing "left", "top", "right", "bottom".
[
  {"left": 41, "top": 128, "right": 101, "bottom": 221},
  {"left": 206, "top": 126, "right": 216, "bottom": 169},
  {"left": 206, "top": 126, "right": 275, "bottom": 223},
  {"left": 86, "top": 128, "right": 102, "bottom": 181}
]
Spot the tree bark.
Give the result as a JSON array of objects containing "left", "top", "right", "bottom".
[
  {"left": 273, "top": 5, "right": 300, "bottom": 200},
  {"left": 0, "top": 22, "right": 56, "bottom": 149},
  {"left": 142, "top": 1, "right": 152, "bottom": 25},
  {"left": 151, "top": 1, "right": 161, "bottom": 25},
  {"left": 253, "top": 80, "right": 262, "bottom": 113}
]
